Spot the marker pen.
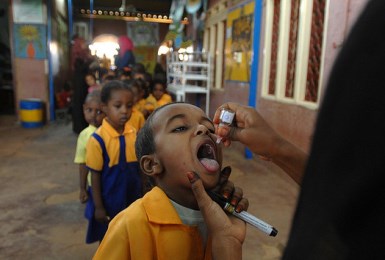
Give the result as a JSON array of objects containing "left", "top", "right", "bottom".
[{"left": 207, "top": 191, "right": 278, "bottom": 237}]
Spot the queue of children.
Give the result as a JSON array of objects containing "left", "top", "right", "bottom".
[
  {"left": 72, "top": 62, "right": 247, "bottom": 259},
  {"left": 73, "top": 63, "right": 173, "bottom": 245}
]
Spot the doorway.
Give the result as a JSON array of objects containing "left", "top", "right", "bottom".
[{"left": 0, "top": 3, "right": 14, "bottom": 114}]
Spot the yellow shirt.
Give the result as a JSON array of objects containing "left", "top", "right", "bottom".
[
  {"left": 149, "top": 93, "right": 172, "bottom": 108},
  {"left": 145, "top": 95, "right": 157, "bottom": 114},
  {"left": 128, "top": 109, "right": 145, "bottom": 132},
  {"left": 74, "top": 124, "right": 97, "bottom": 164},
  {"left": 134, "top": 98, "right": 154, "bottom": 116},
  {"left": 74, "top": 124, "right": 97, "bottom": 186},
  {"left": 93, "top": 187, "right": 212, "bottom": 260},
  {"left": 86, "top": 119, "right": 137, "bottom": 171},
  {"left": 133, "top": 99, "right": 146, "bottom": 115}
]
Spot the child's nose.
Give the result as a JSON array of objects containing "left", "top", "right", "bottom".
[{"left": 195, "top": 125, "right": 210, "bottom": 136}]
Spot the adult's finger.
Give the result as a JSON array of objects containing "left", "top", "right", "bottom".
[{"left": 187, "top": 171, "right": 214, "bottom": 211}]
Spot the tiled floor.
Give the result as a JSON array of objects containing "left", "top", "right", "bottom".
[{"left": 0, "top": 115, "right": 299, "bottom": 259}]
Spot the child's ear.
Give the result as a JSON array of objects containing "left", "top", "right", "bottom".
[{"left": 140, "top": 155, "right": 163, "bottom": 176}]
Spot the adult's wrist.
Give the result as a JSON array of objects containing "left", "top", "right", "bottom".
[{"left": 211, "top": 236, "right": 242, "bottom": 260}]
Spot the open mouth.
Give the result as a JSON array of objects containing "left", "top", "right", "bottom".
[{"left": 197, "top": 142, "right": 220, "bottom": 172}]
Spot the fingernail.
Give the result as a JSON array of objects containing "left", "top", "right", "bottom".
[
  {"left": 222, "top": 191, "right": 230, "bottom": 199},
  {"left": 187, "top": 171, "right": 200, "bottom": 183},
  {"left": 235, "top": 205, "right": 243, "bottom": 213},
  {"left": 231, "top": 198, "right": 238, "bottom": 206}
]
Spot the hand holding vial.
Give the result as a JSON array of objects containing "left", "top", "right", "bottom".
[{"left": 216, "top": 108, "right": 235, "bottom": 144}]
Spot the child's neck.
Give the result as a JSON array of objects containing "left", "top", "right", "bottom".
[{"left": 106, "top": 118, "right": 124, "bottom": 134}]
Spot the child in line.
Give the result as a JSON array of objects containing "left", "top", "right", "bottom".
[
  {"left": 151, "top": 79, "right": 172, "bottom": 108},
  {"left": 132, "top": 78, "right": 156, "bottom": 118},
  {"left": 131, "top": 63, "right": 146, "bottom": 80},
  {"left": 85, "top": 73, "right": 101, "bottom": 93},
  {"left": 94, "top": 102, "right": 248, "bottom": 259},
  {"left": 85, "top": 80, "right": 142, "bottom": 243},
  {"left": 127, "top": 98, "right": 145, "bottom": 132},
  {"left": 119, "top": 69, "right": 132, "bottom": 81},
  {"left": 120, "top": 79, "right": 145, "bottom": 131},
  {"left": 74, "top": 90, "right": 104, "bottom": 204}
]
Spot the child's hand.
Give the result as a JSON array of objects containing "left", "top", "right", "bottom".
[
  {"left": 213, "top": 166, "right": 249, "bottom": 212},
  {"left": 79, "top": 189, "right": 89, "bottom": 203},
  {"left": 95, "top": 207, "right": 110, "bottom": 223}
]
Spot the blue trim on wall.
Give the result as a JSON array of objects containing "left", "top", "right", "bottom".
[
  {"left": 90, "top": 0, "right": 94, "bottom": 40},
  {"left": 68, "top": 0, "right": 73, "bottom": 38},
  {"left": 47, "top": 0, "right": 55, "bottom": 121},
  {"left": 245, "top": 0, "right": 263, "bottom": 159}
]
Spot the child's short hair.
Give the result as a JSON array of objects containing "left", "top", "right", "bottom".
[
  {"left": 101, "top": 80, "right": 132, "bottom": 104},
  {"left": 132, "top": 63, "right": 146, "bottom": 75},
  {"left": 122, "top": 79, "right": 133, "bottom": 87},
  {"left": 85, "top": 73, "right": 96, "bottom": 80},
  {"left": 84, "top": 89, "right": 101, "bottom": 104},
  {"left": 103, "top": 75, "right": 116, "bottom": 82},
  {"left": 132, "top": 78, "right": 149, "bottom": 98},
  {"left": 135, "top": 102, "right": 176, "bottom": 159},
  {"left": 151, "top": 79, "right": 167, "bottom": 92},
  {"left": 153, "top": 72, "right": 167, "bottom": 85}
]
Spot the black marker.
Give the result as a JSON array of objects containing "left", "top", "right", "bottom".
[{"left": 207, "top": 191, "right": 278, "bottom": 237}]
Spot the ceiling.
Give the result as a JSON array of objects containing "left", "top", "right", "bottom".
[{"left": 72, "top": 0, "right": 173, "bottom": 15}]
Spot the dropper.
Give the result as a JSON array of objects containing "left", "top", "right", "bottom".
[{"left": 216, "top": 108, "right": 235, "bottom": 144}]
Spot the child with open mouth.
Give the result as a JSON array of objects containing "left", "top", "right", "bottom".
[{"left": 93, "top": 102, "right": 248, "bottom": 259}]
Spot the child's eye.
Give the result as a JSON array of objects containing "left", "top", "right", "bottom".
[
  {"left": 96, "top": 110, "right": 103, "bottom": 115},
  {"left": 172, "top": 126, "right": 188, "bottom": 132}
]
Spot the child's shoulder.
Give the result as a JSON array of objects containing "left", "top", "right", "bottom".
[
  {"left": 109, "top": 198, "right": 148, "bottom": 229},
  {"left": 162, "top": 93, "right": 172, "bottom": 101},
  {"left": 146, "top": 94, "right": 157, "bottom": 103},
  {"left": 78, "top": 125, "right": 97, "bottom": 139},
  {"left": 131, "top": 109, "right": 145, "bottom": 119}
]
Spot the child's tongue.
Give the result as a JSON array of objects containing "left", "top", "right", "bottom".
[{"left": 199, "top": 158, "right": 220, "bottom": 172}]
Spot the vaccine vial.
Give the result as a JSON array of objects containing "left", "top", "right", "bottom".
[{"left": 216, "top": 108, "right": 235, "bottom": 144}]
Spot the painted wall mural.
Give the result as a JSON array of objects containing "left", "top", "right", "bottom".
[
  {"left": 14, "top": 24, "right": 47, "bottom": 59},
  {"left": 225, "top": 0, "right": 254, "bottom": 82}
]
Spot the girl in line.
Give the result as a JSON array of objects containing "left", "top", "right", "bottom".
[{"left": 85, "top": 80, "right": 142, "bottom": 243}]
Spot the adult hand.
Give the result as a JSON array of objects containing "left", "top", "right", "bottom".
[
  {"left": 213, "top": 102, "right": 308, "bottom": 184},
  {"left": 213, "top": 166, "right": 249, "bottom": 211},
  {"left": 213, "top": 103, "right": 282, "bottom": 160},
  {"left": 188, "top": 171, "right": 245, "bottom": 260}
]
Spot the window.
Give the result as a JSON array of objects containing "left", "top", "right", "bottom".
[
  {"left": 262, "top": 0, "right": 327, "bottom": 109},
  {"left": 203, "top": 1, "right": 227, "bottom": 89},
  {"left": 73, "top": 22, "right": 88, "bottom": 40}
]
